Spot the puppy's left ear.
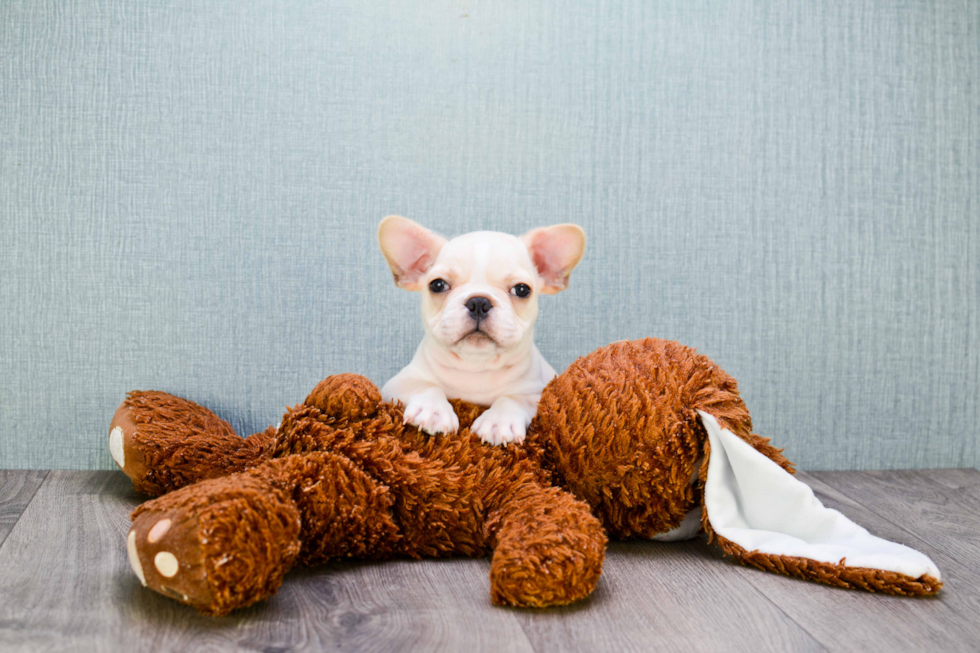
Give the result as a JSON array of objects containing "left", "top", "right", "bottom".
[{"left": 520, "top": 224, "right": 586, "bottom": 294}]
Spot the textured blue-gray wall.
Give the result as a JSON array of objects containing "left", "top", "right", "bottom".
[{"left": 1, "top": 0, "right": 977, "bottom": 471}]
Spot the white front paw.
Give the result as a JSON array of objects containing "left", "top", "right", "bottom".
[
  {"left": 472, "top": 399, "right": 530, "bottom": 446},
  {"left": 403, "top": 390, "right": 459, "bottom": 436}
]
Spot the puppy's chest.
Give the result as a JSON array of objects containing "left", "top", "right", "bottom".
[{"left": 434, "top": 363, "right": 547, "bottom": 405}]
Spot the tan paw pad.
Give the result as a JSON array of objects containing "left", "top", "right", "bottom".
[
  {"left": 109, "top": 426, "right": 125, "bottom": 468},
  {"left": 127, "top": 530, "right": 146, "bottom": 586},
  {"left": 154, "top": 551, "right": 179, "bottom": 578},
  {"left": 147, "top": 518, "right": 171, "bottom": 543}
]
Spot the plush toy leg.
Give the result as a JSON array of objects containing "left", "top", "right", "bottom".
[
  {"left": 109, "top": 391, "right": 275, "bottom": 496},
  {"left": 697, "top": 411, "right": 942, "bottom": 595},
  {"left": 128, "top": 473, "right": 301, "bottom": 615},
  {"left": 127, "top": 452, "right": 401, "bottom": 615},
  {"left": 487, "top": 484, "right": 607, "bottom": 607}
]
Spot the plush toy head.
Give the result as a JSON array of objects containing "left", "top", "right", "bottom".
[
  {"left": 529, "top": 339, "right": 941, "bottom": 596},
  {"left": 527, "top": 339, "right": 759, "bottom": 538}
]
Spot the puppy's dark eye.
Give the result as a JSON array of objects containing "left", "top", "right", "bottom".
[
  {"left": 428, "top": 278, "right": 449, "bottom": 293},
  {"left": 511, "top": 283, "right": 531, "bottom": 298}
]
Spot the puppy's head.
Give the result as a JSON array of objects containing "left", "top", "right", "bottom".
[{"left": 379, "top": 216, "right": 586, "bottom": 358}]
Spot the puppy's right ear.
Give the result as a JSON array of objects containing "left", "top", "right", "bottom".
[{"left": 378, "top": 216, "right": 447, "bottom": 291}]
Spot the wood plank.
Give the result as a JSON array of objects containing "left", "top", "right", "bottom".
[
  {"left": 251, "top": 557, "right": 535, "bottom": 652},
  {"left": 513, "top": 539, "right": 825, "bottom": 653},
  {"left": 0, "top": 471, "right": 47, "bottom": 548},
  {"left": 689, "top": 470, "right": 980, "bottom": 652},
  {"left": 3, "top": 469, "right": 978, "bottom": 652},
  {"left": 916, "top": 468, "right": 980, "bottom": 498},
  {"left": 0, "top": 471, "right": 535, "bottom": 653},
  {"left": 810, "top": 470, "right": 980, "bottom": 574}
]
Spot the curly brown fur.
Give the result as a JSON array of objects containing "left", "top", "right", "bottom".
[
  {"left": 122, "top": 380, "right": 605, "bottom": 613},
  {"left": 115, "top": 337, "right": 936, "bottom": 615},
  {"left": 526, "top": 338, "right": 791, "bottom": 538},
  {"left": 487, "top": 483, "right": 606, "bottom": 607}
]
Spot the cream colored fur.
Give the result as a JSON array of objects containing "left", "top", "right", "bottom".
[{"left": 378, "top": 216, "right": 585, "bottom": 445}]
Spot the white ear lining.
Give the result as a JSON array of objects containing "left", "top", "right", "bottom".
[
  {"left": 698, "top": 410, "right": 940, "bottom": 581},
  {"left": 378, "top": 216, "right": 446, "bottom": 289},
  {"left": 520, "top": 224, "right": 586, "bottom": 293}
]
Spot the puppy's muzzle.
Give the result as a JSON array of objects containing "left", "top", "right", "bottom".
[{"left": 465, "top": 296, "right": 493, "bottom": 323}]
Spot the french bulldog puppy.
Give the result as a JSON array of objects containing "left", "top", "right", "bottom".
[{"left": 378, "top": 216, "right": 586, "bottom": 445}]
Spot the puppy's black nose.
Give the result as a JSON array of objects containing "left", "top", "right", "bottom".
[{"left": 465, "top": 296, "right": 493, "bottom": 320}]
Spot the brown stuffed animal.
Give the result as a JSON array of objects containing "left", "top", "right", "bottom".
[{"left": 109, "top": 339, "right": 941, "bottom": 616}]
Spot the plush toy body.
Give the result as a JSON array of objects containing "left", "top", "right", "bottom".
[{"left": 110, "top": 339, "right": 941, "bottom": 615}]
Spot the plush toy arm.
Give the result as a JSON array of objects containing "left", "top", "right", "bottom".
[
  {"left": 303, "top": 373, "right": 383, "bottom": 421},
  {"left": 113, "top": 374, "right": 385, "bottom": 497},
  {"left": 109, "top": 391, "right": 275, "bottom": 496},
  {"left": 486, "top": 483, "right": 607, "bottom": 607}
]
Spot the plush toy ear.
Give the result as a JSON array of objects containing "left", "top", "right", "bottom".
[
  {"left": 378, "top": 216, "right": 447, "bottom": 291},
  {"left": 520, "top": 224, "right": 586, "bottom": 294},
  {"left": 697, "top": 411, "right": 942, "bottom": 595}
]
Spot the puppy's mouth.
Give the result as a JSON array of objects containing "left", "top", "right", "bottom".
[{"left": 455, "top": 327, "right": 497, "bottom": 347}]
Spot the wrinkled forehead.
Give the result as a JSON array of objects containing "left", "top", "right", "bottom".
[{"left": 434, "top": 231, "right": 536, "bottom": 282}]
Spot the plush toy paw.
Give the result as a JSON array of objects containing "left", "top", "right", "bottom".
[
  {"left": 108, "top": 403, "right": 152, "bottom": 488},
  {"left": 127, "top": 475, "right": 302, "bottom": 616},
  {"left": 471, "top": 398, "right": 529, "bottom": 445},
  {"left": 403, "top": 388, "right": 459, "bottom": 435},
  {"left": 127, "top": 505, "right": 216, "bottom": 611},
  {"left": 488, "top": 487, "right": 607, "bottom": 607}
]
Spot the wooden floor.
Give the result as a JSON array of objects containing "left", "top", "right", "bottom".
[{"left": 0, "top": 469, "right": 977, "bottom": 652}]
